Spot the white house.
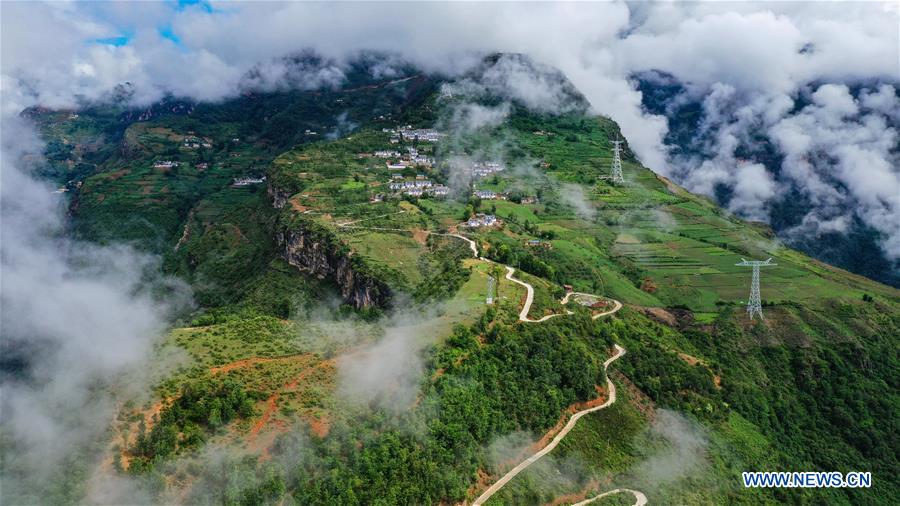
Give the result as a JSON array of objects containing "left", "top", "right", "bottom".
[{"left": 464, "top": 214, "right": 499, "bottom": 228}]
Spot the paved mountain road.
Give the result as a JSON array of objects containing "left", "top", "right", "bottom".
[
  {"left": 327, "top": 222, "right": 642, "bottom": 504},
  {"left": 471, "top": 345, "right": 628, "bottom": 506},
  {"left": 571, "top": 488, "right": 648, "bottom": 506}
]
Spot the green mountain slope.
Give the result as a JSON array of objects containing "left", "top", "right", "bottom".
[{"left": 15, "top": 56, "right": 899, "bottom": 505}]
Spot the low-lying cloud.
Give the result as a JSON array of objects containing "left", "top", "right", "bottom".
[
  {"left": 335, "top": 307, "right": 441, "bottom": 413},
  {"left": 0, "top": 112, "right": 192, "bottom": 500}
]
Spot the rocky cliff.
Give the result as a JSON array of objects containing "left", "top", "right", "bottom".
[
  {"left": 275, "top": 221, "right": 391, "bottom": 309},
  {"left": 268, "top": 183, "right": 292, "bottom": 209}
]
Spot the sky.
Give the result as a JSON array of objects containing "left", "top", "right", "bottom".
[
  {"left": 0, "top": 1, "right": 898, "bottom": 499},
  {"left": 1, "top": 2, "right": 897, "bottom": 258}
]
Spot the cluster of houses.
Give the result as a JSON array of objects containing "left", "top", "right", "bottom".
[
  {"left": 182, "top": 136, "right": 212, "bottom": 149},
  {"left": 471, "top": 161, "right": 505, "bottom": 178},
  {"left": 407, "top": 147, "right": 434, "bottom": 167},
  {"left": 154, "top": 160, "right": 180, "bottom": 169},
  {"left": 386, "top": 178, "right": 449, "bottom": 197},
  {"left": 232, "top": 176, "right": 267, "bottom": 186},
  {"left": 464, "top": 213, "right": 500, "bottom": 228},
  {"left": 380, "top": 146, "right": 435, "bottom": 169},
  {"left": 473, "top": 189, "right": 507, "bottom": 200},
  {"left": 382, "top": 126, "right": 446, "bottom": 143}
]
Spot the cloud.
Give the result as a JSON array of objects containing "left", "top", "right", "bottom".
[
  {"left": 768, "top": 84, "right": 900, "bottom": 258},
  {"left": 629, "top": 409, "right": 708, "bottom": 492},
  {"left": 335, "top": 307, "right": 439, "bottom": 413},
  {"left": 559, "top": 183, "right": 597, "bottom": 221},
  {"left": 0, "top": 97, "right": 192, "bottom": 501}
]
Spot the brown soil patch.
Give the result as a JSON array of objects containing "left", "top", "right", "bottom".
[
  {"left": 530, "top": 385, "right": 609, "bottom": 452},
  {"left": 676, "top": 353, "right": 721, "bottom": 389},
  {"left": 640, "top": 278, "right": 658, "bottom": 294},
  {"left": 106, "top": 169, "right": 130, "bottom": 180},
  {"left": 246, "top": 358, "right": 335, "bottom": 443},
  {"left": 547, "top": 479, "right": 603, "bottom": 506},
  {"left": 289, "top": 197, "right": 309, "bottom": 213},
  {"left": 209, "top": 353, "right": 311, "bottom": 375},
  {"left": 635, "top": 306, "right": 678, "bottom": 327},
  {"left": 248, "top": 394, "right": 279, "bottom": 441},
  {"left": 678, "top": 352, "right": 700, "bottom": 366},
  {"left": 466, "top": 468, "right": 495, "bottom": 502},
  {"left": 116, "top": 397, "right": 171, "bottom": 470},
  {"left": 412, "top": 228, "right": 429, "bottom": 244},
  {"left": 307, "top": 415, "right": 330, "bottom": 438}
]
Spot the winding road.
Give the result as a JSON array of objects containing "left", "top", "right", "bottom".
[
  {"left": 571, "top": 488, "right": 648, "bottom": 506},
  {"left": 561, "top": 291, "right": 624, "bottom": 320},
  {"left": 472, "top": 345, "right": 628, "bottom": 506},
  {"left": 505, "top": 265, "right": 573, "bottom": 322},
  {"left": 333, "top": 220, "right": 641, "bottom": 505}
]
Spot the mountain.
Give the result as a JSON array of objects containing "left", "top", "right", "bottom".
[
  {"left": 6, "top": 54, "right": 898, "bottom": 505},
  {"left": 634, "top": 71, "right": 900, "bottom": 288}
]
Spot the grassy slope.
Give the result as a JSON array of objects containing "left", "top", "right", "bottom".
[
  {"left": 261, "top": 107, "right": 899, "bottom": 504},
  {"left": 29, "top": 82, "right": 900, "bottom": 505}
]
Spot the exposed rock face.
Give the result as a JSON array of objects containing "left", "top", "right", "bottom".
[
  {"left": 276, "top": 225, "right": 391, "bottom": 309},
  {"left": 268, "top": 184, "right": 291, "bottom": 209}
]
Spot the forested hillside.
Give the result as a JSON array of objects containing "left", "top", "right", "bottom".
[{"left": 5, "top": 54, "right": 897, "bottom": 506}]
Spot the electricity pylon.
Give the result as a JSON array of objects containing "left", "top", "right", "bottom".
[
  {"left": 610, "top": 137, "right": 624, "bottom": 184},
  {"left": 735, "top": 258, "right": 777, "bottom": 320},
  {"left": 486, "top": 276, "right": 496, "bottom": 305}
]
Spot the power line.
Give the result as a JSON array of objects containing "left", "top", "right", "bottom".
[
  {"left": 610, "top": 137, "right": 624, "bottom": 184},
  {"left": 734, "top": 258, "right": 777, "bottom": 320}
]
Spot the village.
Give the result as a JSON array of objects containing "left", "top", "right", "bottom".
[{"left": 382, "top": 125, "right": 447, "bottom": 143}]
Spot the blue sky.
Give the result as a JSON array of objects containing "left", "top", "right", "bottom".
[{"left": 89, "top": 0, "right": 216, "bottom": 48}]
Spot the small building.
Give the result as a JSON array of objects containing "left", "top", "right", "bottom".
[
  {"left": 520, "top": 196, "right": 537, "bottom": 204},
  {"left": 154, "top": 160, "right": 179, "bottom": 169},
  {"left": 232, "top": 176, "right": 267, "bottom": 186},
  {"left": 524, "top": 239, "right": 552, "bottom": 250},
  {"left": 195, "top": 162, "right": 209, "bottom": 170},
  {"left": 464, "top": 213, "right": 499, "bottom": 228},
  {"left": 474, "top": 189, "right": 504, "bottom": 200},
  {"left": 369, "top": 194, "right": 384, "bottom": 203}
]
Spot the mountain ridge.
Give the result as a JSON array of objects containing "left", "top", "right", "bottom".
[{"left": 6, "top": 53, "right": 898, "bottom": 505}]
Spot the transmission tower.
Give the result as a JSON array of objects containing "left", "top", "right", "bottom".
[
  {"left": 735, "top": 258, "right": 777, "bottom": 320},
  {"left": 486, "top": 276, "right": 496, "bottom": 305},
  {"left": 610, "top": 137, "right": 624, "bottom": 184}
]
